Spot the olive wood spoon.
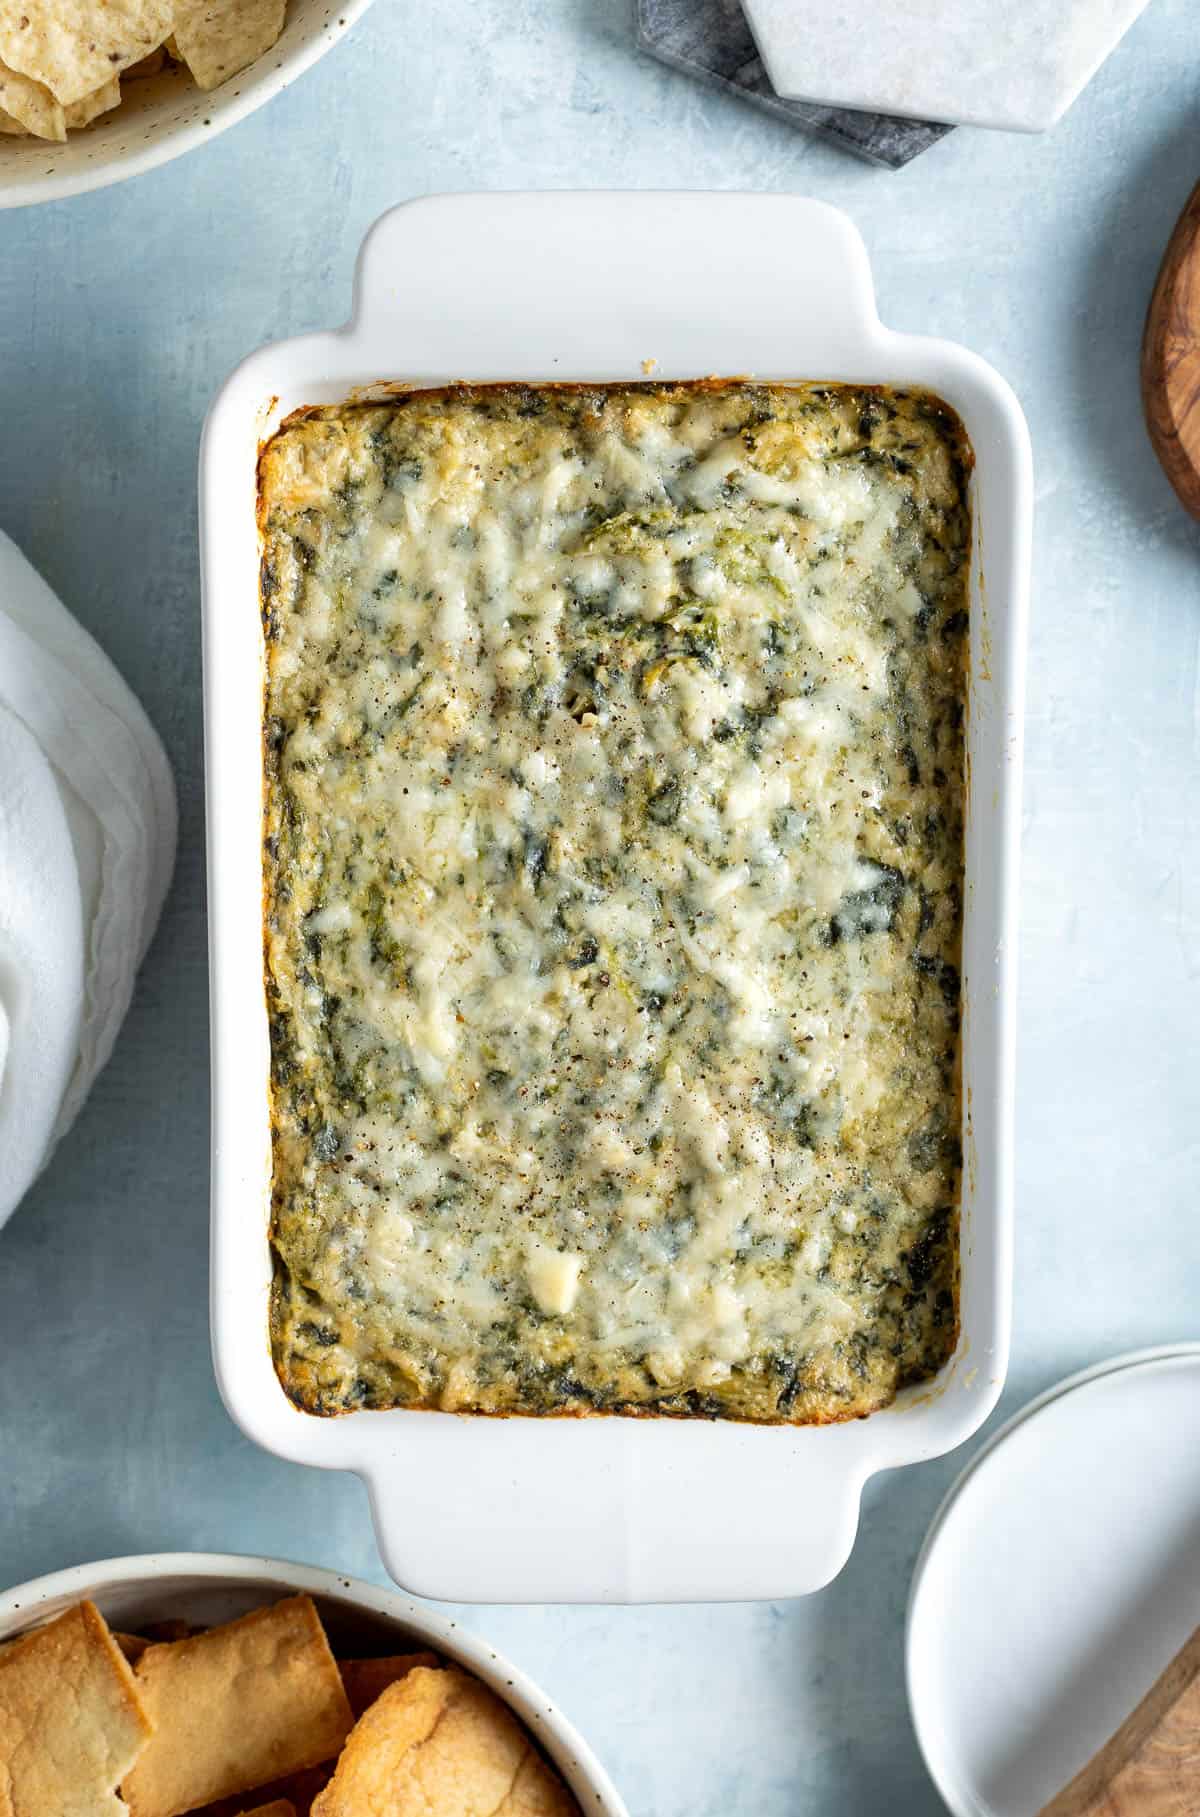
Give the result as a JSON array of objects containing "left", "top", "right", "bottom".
[
  {"left": 1143, "top": 178, "right": 1200, "bottom": 518},
  {"left": 1038, "top": 1621, "right": 1200, "bottom": 1815}
]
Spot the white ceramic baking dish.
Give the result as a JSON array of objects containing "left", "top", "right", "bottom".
[
  {"left": 201, "top": 192, "right": 1031, "bottom": 1604},
  {"left": 0, "top": 1552, "right": 625, "bottom": 1814}
]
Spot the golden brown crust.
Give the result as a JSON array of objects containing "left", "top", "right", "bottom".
[
  {"left": 262, "top": 381, "right": 967, "bottom": 1426},
  {"left": 339, "top": 1655, "right": 442, "bottom": 1721},
  {"left": 311, "top": 1668, "right": 578, "bottom": 1817},
  {"left": 121, "top": 1596, "right": 352, "bottom": 1817},
  {"left": 0, "top": 1599, "right": 153, "bottom": 1816}
]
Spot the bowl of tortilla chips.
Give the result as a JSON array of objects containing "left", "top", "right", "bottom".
[
  {"left": 0, "top": 0, "right": 376, "bottom": 209},
  {"left": 0, "top": 1551, "right": 628, "bottom": 1814}
]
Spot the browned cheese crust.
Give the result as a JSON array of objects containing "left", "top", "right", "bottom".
[{"left": 260, "top": 382, "right": 970, "bottom": 1423}]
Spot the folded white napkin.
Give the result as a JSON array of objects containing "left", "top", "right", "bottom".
[{"left": 0, "top": 529, "right": 177, "bottom": 1230}]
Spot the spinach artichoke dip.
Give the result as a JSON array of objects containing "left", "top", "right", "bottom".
[{"left": 259, "top": 381, "right": 971, "bottom": 1423}]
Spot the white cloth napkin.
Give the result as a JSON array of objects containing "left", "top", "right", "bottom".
[{"left": 0, "top": 529, "right": 177, "bottom": 1230}]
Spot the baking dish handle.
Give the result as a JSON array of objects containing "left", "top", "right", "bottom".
[
  {"left": 355, "top": 1417, "right": 873, "bottom": 1604},
  {"left": 349, "top": 192, "right": 882, "bottom": 374}
]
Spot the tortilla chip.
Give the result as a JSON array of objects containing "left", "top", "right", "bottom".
[
  {"left": 0, "top": 106, "right": 29, "bottom": 133},
  {"left": 0, "top": 57, "right": 65, "bottom": 140},
  {"left": 0, "top": 0, "right": 176, "bottom": 107},
  {"left": 171, "top": 0, "right": 284, "bottom": 91},
  {"left": 311, "top": 1667, "right": 579, "bottom": 1817},
  {"left": 339, "top": 1653, "right": 441, "bottom": 1719},
  {"left": 65, "top": 74, "right": 122, "bottom": 127},
  {"left": 0, "top": 1599, "right": 153, "bottom": 1816},
  {"left": 124, "top": 45, "right": 167, "bottom": 77},
  {"left": 239, "top": 1805, "right": 297, "bottom": 1817},
  {"left": 121, "top": 1595, "right": 353, "bottom": 1817},
  {"left": 115, "top": 1631, "right": 151, "bottom": 1664}
]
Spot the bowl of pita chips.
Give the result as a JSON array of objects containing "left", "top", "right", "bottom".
[
  {"left": 0, "top": 0, "right": 376, "bottom": 209},
  {"left": 0, "top": 1552, "right": 628, "bottom": 1815}
]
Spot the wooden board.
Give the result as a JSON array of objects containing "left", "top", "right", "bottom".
[
  {"left": 1039, "top": 1623, "right": 1200, "bottom": 1814},
  {"left": 1142, "top": 179, "right": 1200, "bottom": 519}
]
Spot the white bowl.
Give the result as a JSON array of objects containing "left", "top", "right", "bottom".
[
  {"left": 0, "top": 1551, "right": 627, "bottom": 1815},
  {"left": 0, "top": 0, "right": 375, "bottom": 211},
  {"left": 202, "top": 191, "right": 1033, "bottom": 1604}
]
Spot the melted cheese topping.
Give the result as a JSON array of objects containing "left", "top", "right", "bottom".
[{"left": 260, "top": 383, "right": 970, "bottom": 1423}]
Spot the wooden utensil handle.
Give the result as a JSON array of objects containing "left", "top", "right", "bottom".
[{"left": 1038, "top": 1622, "right": 1200, "bottom": 1814}]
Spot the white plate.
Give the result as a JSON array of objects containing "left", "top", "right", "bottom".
[
  {"left": 202, "top": 192, "right": 1032, "bottom": 1603},
  {"left": 741, "top": 0, "right": 1149, "bottom": 133},
  {"left": 0, "top": 0, "right": 375, "bottom": 211},
  {"left": 0, "top": 1552, "right": 627, "bottom": 1815},
  {"left": 907, "top": 1345, "right": 1200, "bottom": 1816}
]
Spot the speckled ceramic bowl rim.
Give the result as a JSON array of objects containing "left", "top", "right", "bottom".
[
  {"left": 0, "top": 0, "right": 376, "bottom": 210},
  {"left": 0, "top": 1551, "right": 627, "bottom": 1813}
]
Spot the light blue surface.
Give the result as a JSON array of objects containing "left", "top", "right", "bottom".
[{"left": 1, "top": 3, "right": 1198, "bottom": 1812}]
